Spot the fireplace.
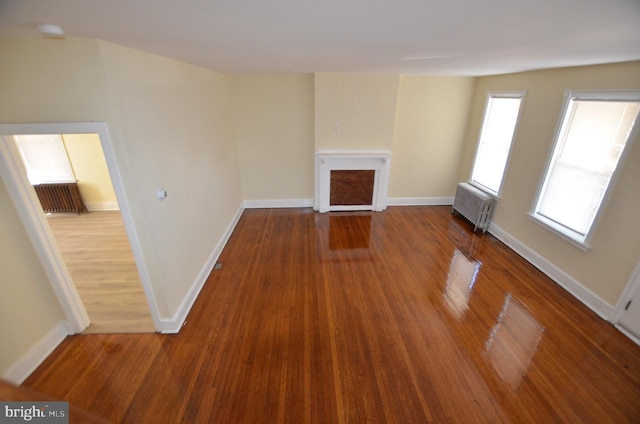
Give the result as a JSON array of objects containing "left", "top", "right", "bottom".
[{"left": 314, "top": 150, "right": 391, "bottom": 212}]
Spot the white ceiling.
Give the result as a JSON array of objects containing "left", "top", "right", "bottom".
[{"left": 1, "top": 0, "right": 639, "bottom": 76}]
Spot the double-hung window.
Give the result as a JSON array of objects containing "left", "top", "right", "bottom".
[
  {"left": 470, "top": 90, "right": 525, "bottom": 196},
  {"left": 530, "top": 90, "right": 640, "bottom": 249}
]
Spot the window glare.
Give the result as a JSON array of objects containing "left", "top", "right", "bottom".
[
  {"left": 471, "top": 95, "right": 522, "bottom": 194},
  {"left": 13, "top": 134, "right": 76, "bottom": 185}
]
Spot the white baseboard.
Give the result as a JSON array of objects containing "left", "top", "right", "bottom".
[
  {"left": 243, "top": 197, "right": 453, "bottom": 209},
  {"left": 159, "top": 203, "right": 245, "bottom": 334},
  {"left": 614, "top": 324, "right": 640, "bottom": 346},
  {"left": 157, "top": 202, "right": 613, "bottom": 334},
  {"left": 387, "top": 197, "right": 454, "bottom": 206},
  {"left": 489, "top": 223, "right": 613, "bottom": 320},
  {"left": 85, "top": 201, "right": 120, "bottom": 211},
  {"left": 2, "top": 321, "right": 70, "bottom": 384},
  {"left": 244, "top": 198, "right": 314, "bottom": 209}
]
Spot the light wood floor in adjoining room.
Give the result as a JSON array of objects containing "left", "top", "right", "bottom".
[
  {"left": 46, "top": 211, "right": 155, "bottom": 334},
  {"left": 27, "top": 207, "right": 640, "bottom": 423}
]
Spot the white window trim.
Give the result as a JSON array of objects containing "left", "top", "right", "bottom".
[
  {"left": 469, "top": 89, "right": 526, "bottom": 198},
  {"left": 529, "top": 89, "right": 640, "bottom": 251}
]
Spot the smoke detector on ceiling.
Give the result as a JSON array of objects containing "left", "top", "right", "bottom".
[{"left": 38, "top": 24, "right": 65, "bottom": 39}]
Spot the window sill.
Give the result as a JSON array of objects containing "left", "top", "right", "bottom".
[
  {"left": 467, "top": 181, "right": 500, "bottom": 200},
  {"left": 527, "top": 213, "right": 591, "bottom": 252}
]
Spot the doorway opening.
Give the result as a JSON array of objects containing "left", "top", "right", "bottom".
[{"left": 0, "top": 122, "right": 160, "bottom": 334}]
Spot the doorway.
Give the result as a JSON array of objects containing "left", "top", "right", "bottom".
[{"left": 0, "top": 122, "right": 160, "bottom": 334}]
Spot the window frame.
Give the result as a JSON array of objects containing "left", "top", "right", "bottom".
[
  {"left": 529, "top": 90, "right": 640, "bottom": 250},
  {"left": 469, "top": 89, "right": 526, "bottom": 197}
]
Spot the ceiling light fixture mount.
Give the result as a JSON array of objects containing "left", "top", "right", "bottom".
[{"left": 38, "top": 24, "right": 65, "bottom": 39}]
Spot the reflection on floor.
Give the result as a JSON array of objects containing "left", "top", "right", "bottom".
[{"left": 485, "top": 294, "right": 544, "bottom": 390}]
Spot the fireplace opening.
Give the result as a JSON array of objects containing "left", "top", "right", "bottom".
[{"left": 330, "top": 170, "right": 375, "bottom": 206}]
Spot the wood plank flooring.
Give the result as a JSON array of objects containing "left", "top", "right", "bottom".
[
  {"left": 46, "top": 211, "right": 155, "bottom": 334},
  {"left": 25, "top": 207, "right": 640, "bottom": 423}
]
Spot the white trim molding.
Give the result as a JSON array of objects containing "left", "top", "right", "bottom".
[
  {"left": 244, "top": 198, "right": 313, "bottom": 209},
  {"left": 242, "top": 197, "right": 455, "bottom": 209},
  {"left": 315, "top": 150, "right": 391, "bottom": 213},
  {"left": 0, "top": 130, "right": 90, "bottom": 333},
  {"left": 159, "top": 203, "right": 244, "bottom": 333},
  {"left": 488, "top": 223, "right": 613, "bottom": 320},
  {"left": 615, "top": 326, "right": 640, "bottom": 346},
  {"left": 611, "top": 259, "right": 640, "bottom": 323},
  {"left": 2, "top": 321, "right": 69, "bottom": 384},
  {"left": 611, "top": 258, "right": 640, "bottom": 348},
  {"left": 388, "top": 197, "right": 454, "bottom": 206}
]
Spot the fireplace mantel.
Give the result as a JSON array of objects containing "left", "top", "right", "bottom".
[{"left": 314, "top": 150, "right": 392, "bottom": 213}]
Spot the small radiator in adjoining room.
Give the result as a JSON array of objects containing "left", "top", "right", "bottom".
[
  {"left": 33, "top": 182, "right": 88, "bottom": 214},
  {"left": 452, "top": 182, "right": 496, "bottom": 233}
]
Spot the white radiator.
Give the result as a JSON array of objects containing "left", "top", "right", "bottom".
[{"left": 452, "top": 182, "right": 496, "bottom": 233}]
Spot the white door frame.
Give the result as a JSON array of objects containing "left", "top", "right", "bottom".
[
  {"left": 611, "top": 258, "right": 640, "bottom": 344},
  {"left": 0, "top": 122, "right": 161, "bottom": 333}
]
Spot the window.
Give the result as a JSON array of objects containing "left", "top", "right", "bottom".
[
  {"left": 470, "top": 90, "right": 525, "bottom": 196},
  {"left": 13, "top": 134, "right": 75, "bottom": 184},
  {"left": 531, "top": 91, "right": 640, "bottom": 248}
]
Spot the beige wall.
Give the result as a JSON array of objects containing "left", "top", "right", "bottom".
[
  {"left": 312, "top": 73, "right": 474, "bottom": 201},
  {"left": 460, "top": 61, "right": 640, "bottom": 305},
  {"left": 0, "top": 36, "right": 243, "bottom": 329},
  {"left": 232, "top": 74, "right": 315, "bottom": 200},
  {"left": 390, "top": 76, "right": 476, "bottom": 198},
  {"left": 0, "top": 178, "right": 65, "bottom": 376},
  {"left": 0, "top": 37, "right": 113, "bottom": 123},
  {"left": 62, "top": 133, "right": 118, "bottom": 209},
  {"left": 315, "top": 73, "right": 399, "bottom": 151},
  {"left": 97, "top": 41, "right": 243, "bottom": 316},
  {"left": 232, "top": 73, "right": 475, "bottom": 203}
]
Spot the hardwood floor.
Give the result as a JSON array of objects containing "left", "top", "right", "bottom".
[
  {"left": 26, "top": 207, "right": 640, "bottom": 423},
  {"left": 46, "top": 211, "right": 155, "bottom": 334}
]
